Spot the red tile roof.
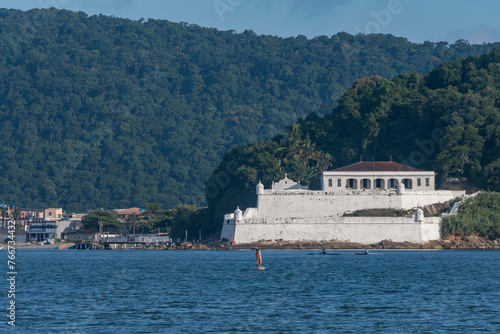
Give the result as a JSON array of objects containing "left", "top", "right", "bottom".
[
  {"left": 116, "top": 207, "right": 142, "bottom": 214},
  {"left": 330, "top": 161, "right": 427, "bottom": 172}
]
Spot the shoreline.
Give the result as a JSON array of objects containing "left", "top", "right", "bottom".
[
  {"left": 170, "top": 236, "right": 500, "bottom": 250},
  {"left": 212, "top": 237, "right": 500, "bottom": 251},
  {"left": 2, "top": 243, "right": 76, "bottom": 249},
  {"left": 6, "top": 236, "right": 499, "bottom": 251}
]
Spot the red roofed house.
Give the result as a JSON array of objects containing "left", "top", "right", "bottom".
[
  {"left": 114, "top": 207, "right": 142, "bottom": 221},
  {"left": 321, "top": 161, "right": 435, "bottom": 191}
]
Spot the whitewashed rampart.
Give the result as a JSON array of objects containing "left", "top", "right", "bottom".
[
  {"left": 257, "top": 189, "right": 464, "bottom": 218},
  {"left": 221, "top": 164, "right": 466, "bottom": 244},
  {"left": 221, "top": 215, "right": 441, "bottom": 244}
]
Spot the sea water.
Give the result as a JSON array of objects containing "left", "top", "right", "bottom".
[{"left": 3, "top": 249, "right": 500, "bottom": 333}]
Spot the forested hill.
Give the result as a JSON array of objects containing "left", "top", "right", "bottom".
[
  {"left": 0, "top": 9, "right": 498, "bottom": 212},
  {"left": 207, "top": 46, "right": 500, "bottom": 232}
]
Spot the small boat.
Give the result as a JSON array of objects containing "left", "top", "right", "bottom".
[
  {"left": 354, "top": 250, "right": 370, "bottom": 255},
  {"left": 55, "top": 245, "right": 67, "bottom": 249},
  {"left": 0, "top": 246, "right": 4, "bottom": 250},
  {"left": 308, "top": 252, "right": 341, "bottom": 256}
]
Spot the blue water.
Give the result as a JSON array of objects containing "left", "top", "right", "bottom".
[{"left": 2, "top": 249, "right": 500, "bottom": 333}]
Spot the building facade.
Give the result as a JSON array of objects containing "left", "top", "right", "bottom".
[
  {"left": 26, "top": 220, "right": 57, "bottom": 242},
  {"left": 221, "top": 162, "right": 465, "bottom": 244},
  {"left": 321, "top": 161, "right": 435, "bottom": 191}
]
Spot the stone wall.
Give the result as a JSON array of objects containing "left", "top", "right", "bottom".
[
  {"left": 221, "top": 216, "right": 441, "bottom": 244},
  {"left": 256, "top": 190, "right": 464, "bottom": 218},
  {"left": 221, "top": 182, "right": 464, "bottom": 244}
]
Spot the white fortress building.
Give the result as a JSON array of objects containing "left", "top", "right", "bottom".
[{"left": 221, "top": 161, "right": 465, "bottom": 244}]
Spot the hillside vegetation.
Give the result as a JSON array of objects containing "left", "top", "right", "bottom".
[
  {"left": 207, "top": 47, "right": 500, "bottom": 234},
  {"left": 1, "top": 8, "right": 498, "bottom": 212},
  {"left": 441, "top": 192, "right": 500, "bottom": 240}
]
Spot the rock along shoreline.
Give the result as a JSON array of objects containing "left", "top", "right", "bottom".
[
  {"left": 11, "top": 236, "right": 499, "bottom": 250},
  {"left": 174, "top": 236, "right": 500, "bottom": 251}
]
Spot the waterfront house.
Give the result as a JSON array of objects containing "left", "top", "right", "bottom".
[
  {"left": 114, "top": 207, "right": 143, "bottom": 221},
  {"left": 44, "top": 208, "right": 63, "bottom": 221},
  {"left": 26, "top": 220, "right": 57, "bottom": 242}
]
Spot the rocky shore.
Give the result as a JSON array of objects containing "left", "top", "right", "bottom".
[
  {"left": 167, "top": 236, "right": 500, "bottom": 250},
  {"left": 6, "top": 242, "right": 75, "bottom": 249},
  {"left": 9, "top": 236, "right": 499, "bottom": 251}
]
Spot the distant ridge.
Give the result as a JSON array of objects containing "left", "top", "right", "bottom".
[
  {"left": 0, "top": 8, "right": 498, "bottom": 211},
  {"left": 207, "top": 46, "right": 500, "bottom": 233}
]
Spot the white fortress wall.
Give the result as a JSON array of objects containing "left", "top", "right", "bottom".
[
  {"left": 256, "top": 190, "right": 465, "bottom": 218},
  {"left": 221, "top": 213, "right": 235, "bottom": 241},
  {"left": 221, "top": 165, "right": 465, "bottom": 244},
  {"left": 421, "top": 218, "right": 442, "bottom": 241},
  {"left": 400, "top": 190, "right": 465, "bottom": 209},
  {"left": 228, "top": 216, "right": 441, "bottom": 244},
  {"left": 257, "top": 191, "right": 398, "bottom": 217}
]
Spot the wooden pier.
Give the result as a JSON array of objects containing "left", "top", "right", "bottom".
[
  {"left": 70, "top": 240, "right": 175, "bottom": 250},
  {"left": 70, "top": 241, "right": 103, "bottom": 250}
]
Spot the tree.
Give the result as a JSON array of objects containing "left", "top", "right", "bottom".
[
  {"left": 83, "top": 211, "right": 120, "bottom": 232},
  {"left": 206, "top": 46, "right": 500, "bottom": 232},
  {"left": 145, "top": 203, "right": 161, "bottom": 220},
  {"left": 125, "top": 213, "right": 140, "bottom": 234},
  {"left": 0, "top": 8, "right": 498, "bottom": 213},
  {"left": 0, "top": 208, "right": 6, "bottom": 227},
  {"left": 12, "top": 208, "right": 20, "bottom": 222}
]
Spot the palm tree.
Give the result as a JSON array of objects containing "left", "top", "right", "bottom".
[
  {"left": 280, "top": 128, "right": 331, "bottom": 169},
  {"left": 126, "top": 213, "right": 139, "bottom": 234},
  {"left": 12, "top": 208, "right": 20, "bottom": 221},
  {"left": 0, "top": 208, "right": 6, "bottom": 228},
  {"left": 145, "top": 203, "right": 161, "bottom": 221},
  {"left": 278, "top": 124, "right": 303, "bottom": 166},
  {"left": 317, "top": 153, "right": 334, "bottom": 172},
  {"left": 11, "top": 208, "right": 20, "bottom": 229}
]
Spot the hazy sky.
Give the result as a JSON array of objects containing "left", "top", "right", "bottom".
[{"left": 2, "top": 0, "right": 500, "bottom": 44}]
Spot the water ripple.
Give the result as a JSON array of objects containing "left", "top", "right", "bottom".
[{"left": 4, "top": 249, "right": 500, "bottom": 333}]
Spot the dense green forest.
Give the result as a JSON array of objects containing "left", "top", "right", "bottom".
[
  {"left": 441, "top": 192, "right": 500, "bottom": 240},
  {"left": 207, "top": 47, "right": 500, "bottom": 235},
  {"left": 0, "top": 8, "right": 498, "bottom": 213}
]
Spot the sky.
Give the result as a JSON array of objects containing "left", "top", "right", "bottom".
[{"left": 2, "top": 0, "right": 500, "bottom": 44}]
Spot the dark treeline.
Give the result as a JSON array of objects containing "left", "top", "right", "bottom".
[
  {"left": 207, "top": 47, "right": 500, "bottom": 235},
  {"left": 0, "top": 8, "right": 498, "bottom": 215},
  {"left": 442, "top": 192, "right": 500, "bottom": 240}
]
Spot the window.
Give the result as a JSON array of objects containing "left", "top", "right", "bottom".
[
  {"left": 328, "top": 179, "right": 332, "bottom": 187},
  {"left": 402, "top": 179, "right": 413, "bottom": 189},
  {"left": 347, "top": 179, "right": 358, "bottom": 189},
  {"left": 389, "top": 179, "right": 398, "bottom": 188},
  {"left": 417, "top": 178, "right": 421, "bottom": 187},
  {"left": 337, "top": 179, "right": 341, "bottom": 187},
  {"left": 375, "top": 179, "right": 385, "bottom": 188},
  {"left": 426, "top": 178, "right": 430, "bottom": 187}
]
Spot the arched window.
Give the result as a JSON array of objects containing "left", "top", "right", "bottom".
[
  {"left": 388, "top": 179, "right": 398, "bottom": 188},
  {"left": 402, "top": 178, "right": 413, "bottom": 189},
  {"left": 346, "top": 179, "right": 358, "bottom": 189},
  {"left": 374, "top": 179, "right": 385, "bottom": 189},
  {"left": 360, "top": 178, "right": 371, "bottom": 189}
]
